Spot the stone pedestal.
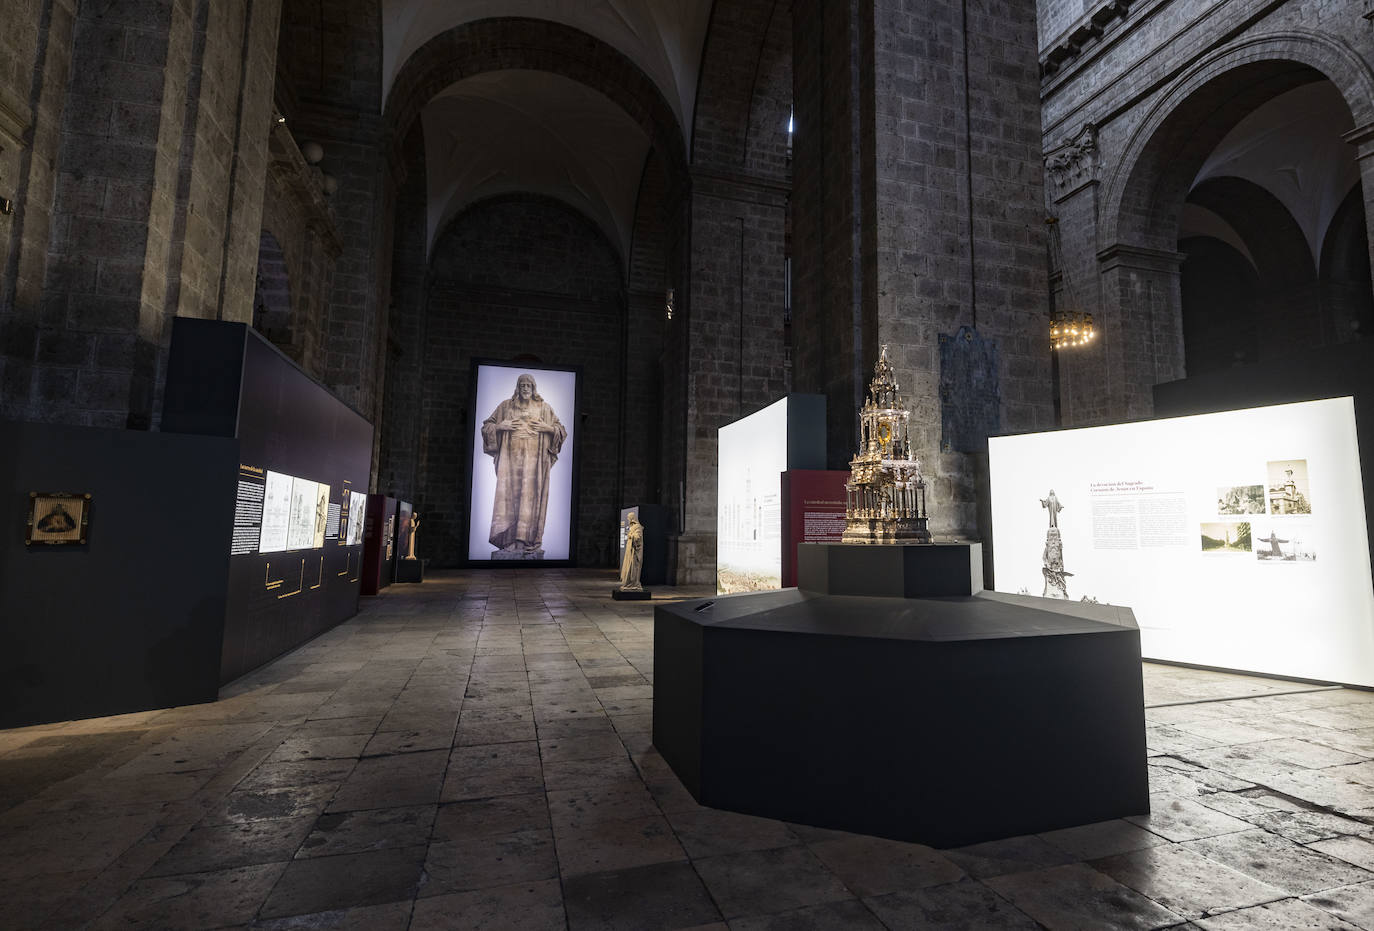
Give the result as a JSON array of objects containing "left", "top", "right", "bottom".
[
  {"left": 612, "top": 588, "right": 652, "bottom": 601},
  {"left": 395, "top": 558, "right": 426, "bottom": 583}
]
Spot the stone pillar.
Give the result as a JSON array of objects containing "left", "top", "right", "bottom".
[
  {"left": 1345, "top": 121, "right": 1374, "bottom": 316},
  {"left": 792, "top": 0, "right": 1052, "bottom": 537},
  {"left": 1, "top": 0, "right": 280, "bottom": 429},
  {"left": 676, "top": 172, "right": 790, "bottom": 585},
  {"left": 1045, "top": 122, "right": 1108, "bottom": 426},
  {"left": 791, "top": 0, "right": 871, "bottom": 469},
  {"left": 0, "top": 0, "right": 78, "bottom": 420},
  {"left": 1096, "top": 245, "right": 1186, "bottom": 419}
]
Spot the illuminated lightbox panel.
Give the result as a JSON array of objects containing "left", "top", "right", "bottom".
[
  {"left": 716, "top": 395, "right": 826, "bottom": 594},
  {"left": 989, "top": 397, "right": 1374, "bottom": 687},
  {"left": 466, "top": 362, "right": 579, "bottom": 563}
]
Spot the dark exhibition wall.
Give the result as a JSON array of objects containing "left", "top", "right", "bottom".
[
  {"left": 163, "top": 320, "right": 375, "bottom": 684},
  {"left": 0, "top": 422, "right": 237, "bottom": 728}
]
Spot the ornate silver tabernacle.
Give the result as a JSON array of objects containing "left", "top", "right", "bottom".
[{"left": 841, "top": 345, "right": 931, "bottom": 544}]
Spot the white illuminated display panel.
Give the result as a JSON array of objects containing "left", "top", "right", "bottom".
[
  {"left": 989, "top": 397, "right": 1374, "bottom": 686},
  {"left": 717, "top": 397, "right": 787, "bottom": 593}
]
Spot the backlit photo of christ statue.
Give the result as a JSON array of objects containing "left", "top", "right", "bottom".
[{"left": 480, "top": 373, "right": 567, "bottom": 559}]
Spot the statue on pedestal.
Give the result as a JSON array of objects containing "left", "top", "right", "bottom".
[
  {"left": 619, "top": 512, "right": 644, "bottom": 592},
  {"left": 404, "top": 513, "right": 420, "bottom": 560},
  {"left": 841, "top": 345, "right": 931, "bottom": 544}
]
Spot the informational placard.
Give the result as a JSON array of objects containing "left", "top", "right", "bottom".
[
  {"left": 718, "top": 398, "right": 788, "bottom": 593},
  {"left": 780, "top": 470, "right": 851, "bottom": 587},
  {"left": 466, "top": 362, "right": 578, "bottom": 563},
  {"left": 989, "top": 397, "right": 1374, "bottom": 686}
]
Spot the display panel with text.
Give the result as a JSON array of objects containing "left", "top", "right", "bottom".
[{"left": 989, "top": 398, "right": 1374, "bottom": 686}]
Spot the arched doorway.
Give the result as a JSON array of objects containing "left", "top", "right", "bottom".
[{"left": 1177, "top": 80, "right": 1366, "bottom": 375}]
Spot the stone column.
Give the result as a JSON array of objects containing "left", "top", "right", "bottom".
[
  {"left": 676, "top": 172, "right": 790, "bottom": 585},
  {"left": 1096, "top": 244, "right": 1187, "bottom": 419},
  {"left": 1345, "top": 121, "right": 1374, "bottom": 316},
  {"left": 792, "top": 0, "right": 1052, "bottom": 537},
  {"left": 3, "top": 0, "right": 280, "bottom": 429}
]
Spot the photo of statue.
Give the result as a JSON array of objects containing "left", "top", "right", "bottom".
[
  {"left": 481, "top": 373, "right": 567, "bottom": 559},
  {"left": 619, "top": 512, "right": 644, "bottom": 592}
]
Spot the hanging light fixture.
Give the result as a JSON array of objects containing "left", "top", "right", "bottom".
[{"left": 1045, "top": 217, "right": 1096, "bottom": 351}]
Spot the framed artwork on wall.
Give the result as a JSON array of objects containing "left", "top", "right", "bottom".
[
  {"left": 26, "top": 492, "right": 90, "bottom": 545},
  {"left": 465, "top": 360, "right": 580, "bottom": 566}
]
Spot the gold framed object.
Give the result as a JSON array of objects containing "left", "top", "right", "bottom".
[
  {"left": 877, "top": 422, "right": 892, "bottom": 445},
  {"left": 26, "top": 492, "right": 91, "bottom": 545}
]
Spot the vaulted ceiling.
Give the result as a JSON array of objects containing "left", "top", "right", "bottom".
[{"left": 382, "top": 0, "right": 715, "bottom": 264}]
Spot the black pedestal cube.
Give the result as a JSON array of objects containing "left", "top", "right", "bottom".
[{"left": 652, "top": 542, "right": 1149, "bottom": 848}]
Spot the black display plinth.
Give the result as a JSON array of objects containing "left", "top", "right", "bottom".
[
  {"left": 396, "top": 558, "right": 425, "bottom": 583},
  {"left": 798, "top": 541, "right": 983, "bottom": 596},
  {"left": 653, "top": 546, "right": 1148, "bottom": 848},
  {"left": 612, "top": 588, "right": 652, "bottom": 600}
]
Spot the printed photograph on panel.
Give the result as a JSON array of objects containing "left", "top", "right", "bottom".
[
  {"left": 347, "top": 491, "right": 367, "bottom": 545},
  {"left": 1216, "top": 485, "right": 1265, "bottom": 515},
  {"left": 1266, "top": 459, "right": 1312, "bottom": 515},
  {"left": 1200, "top": 521, "right": 1251, "bottom": 553},
  {"left": 286, "top": 477, "right": 317, "bottom": 551},
  {"left": 258, "top": 470, "right": 293, "bottom": 553},
  {"left": 313, "top": 483, "right": 330, "bottom": 549},
  {"left": 1254, "top": 522, "right": 1316, "bottom": 562},
  {"left": 468, "top": 364, "right": 577, "bottom": 562}
]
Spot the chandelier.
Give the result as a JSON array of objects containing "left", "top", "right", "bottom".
[
  {"left": 1049, "top": 310, "right": 1096, "bottom": 350},
  {"left": 1045, "top": 217, "right": 1095, "bottom": 351}
]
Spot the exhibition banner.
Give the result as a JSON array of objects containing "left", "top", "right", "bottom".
[{"left": 988, "top": 397, "right": 1374, "bottom": 686}]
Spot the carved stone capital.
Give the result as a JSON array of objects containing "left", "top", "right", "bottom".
[{"left": 1044, "top": 123, "right": 1099, "bottom": 201}]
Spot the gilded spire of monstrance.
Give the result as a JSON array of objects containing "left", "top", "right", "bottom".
[{"left": 841, "top": 345, "right": 931, "bottom": 544}]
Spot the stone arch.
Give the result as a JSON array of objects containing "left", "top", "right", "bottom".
[
  {"left": 1101, "top": 31, "right": 1374, "bottom": 251},
  {"left": 428, "top": 192, "right": 626, "bottom": 285},
  {"left": 693, "top": 0, "right": 793, "bottom": 177},
  {"left": 383, "top": 18, "right": 687, "bottom": 181}
]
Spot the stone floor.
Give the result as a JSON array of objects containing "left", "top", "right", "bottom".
[{"left": 2, "top": 570, "right": 1374, "bottom": 929}]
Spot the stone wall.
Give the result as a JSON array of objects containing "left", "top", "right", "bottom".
[
  {"left": 793, "top": 0, "right": 1052, "bottom": 540},
  {"left": 1042, "top": 0, "right": 1374, "bottom": 426},
  {"left": 1, "top": 0, "right": 281, "bottom": 430},
  {"left": 674, "top": 0, "right": 793, "bottom": 584},
  {"left": 278, "top": 0, "right": 389, "bottom": 427}
]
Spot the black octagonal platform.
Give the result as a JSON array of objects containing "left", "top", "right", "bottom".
[{"left": 652, "top": 543, "right": 1149, "bottom": 848}]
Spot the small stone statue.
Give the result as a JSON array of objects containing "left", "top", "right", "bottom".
[
  {"left": 619, "top": 512, "right": 644, "bottom": 592},
  {"left": 404, "top": 513, "right": 420, "bottom": 560}
]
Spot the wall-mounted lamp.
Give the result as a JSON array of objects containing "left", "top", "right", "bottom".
[{"left": 0, "top": 197, "right": 13, "bottom": 216}]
